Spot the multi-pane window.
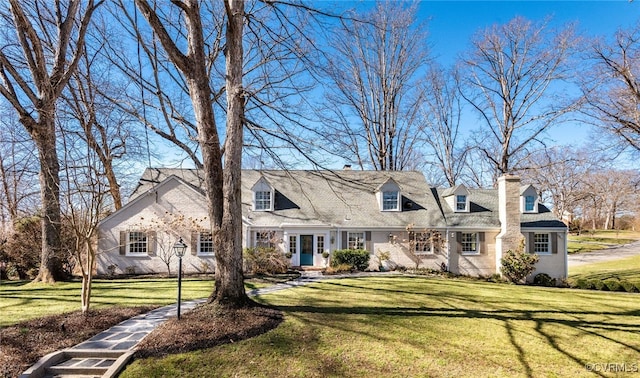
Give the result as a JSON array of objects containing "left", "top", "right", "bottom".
[
  {"left": 256, "top": 231, "right": 276, "bottom": 248},
  {"left": 534, "top": 233, "right": 550, "bottom": 254},
  {"left": 525, "top": 196, "right": 535, "bottom": 212},
  {"left": 348, "top": 232, "right": 365, "bottom": 250},
  {"left": 461, "top": 232, "right": 478, "bottom": 254},
  {"left": 456, "top": 195, "right": 467, "bottom": 211},
  {"left": 199, "top": 232, "right": 214, "bottom": 255},
  {"left": 382, "top": 191, "right": 399, "bottom": 210},
  {"left": 413, "top": 232, "right": 433, "bottom": 254},
  {"left": 289, "top": 235, "right": 297, "bottom": 254},
  {"left": 255, "top": 191, "right": 271, "bottom": 211},
  {"left": 316, "top": 235, "right": 325, "bottom": 254},
  {"left": 128, "top": 232, "right": 147, "bottom": 254}
]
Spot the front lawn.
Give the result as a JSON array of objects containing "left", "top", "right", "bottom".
[
  {"left": 122, "top": 276, "right": 640, "bottom": 378},
  {"left": 569, "top": 254, "right": 640, "bottom": 286},
  {"left": 568, "top": 230, "right": 639, "bottom": 254},
  {"left": 0, "top": 277, "right": 214, "bottom": 326}
]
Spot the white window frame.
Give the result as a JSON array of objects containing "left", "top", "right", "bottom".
[
  {"left": 347, "top": 232, "right": 365, "bottom": 250},
  {"left": 456, "top": 195, "right": 467, "bottom": 211},
  {"left": 127, "top": 231, "right": 147, "bottom": 256},
  {"left": 255, "top": 230, "right": 276, "bottom": 248},
  {"left": 198, "top": 232, "right": 214, "bottom": 256},
  {"left": 254, "top": 190, "right": 272, "bottom": 211},
  {"left": 288, "top": 235, "right": 298, "bottom": 254},
  {"left": 382, "top": 191, "right": 399, "bottom": 211},
  {"left": 533, "top": 233, "right": 551, "bottom": 255},
  {"left": 413, "top": 232, "right": 434, "bottom": 255},
  {"left": 461, "top": 232, "right": 479, "bottom": 255},
  {"left": 316, "top": 235, "right": 325, "bottom": 254},
  {"left": 524, "top": 195, "right": 536, "bottom": 212}
]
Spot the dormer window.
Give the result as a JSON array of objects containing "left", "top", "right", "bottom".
[
  {"left": 442, "top": 184, "right": 470, "bottom": 213},
  {"left": 255, "top": 191, "right": 271, "bottom": 211},
  {"left": 377, "top": 178, "right": 402, "bottom": 212},
  {"left": 524, "top": 195, "right": 535, "bottom": 212},
  {"left": 520, "top": 185, "right": 538, "bottom": 213},
  {"left": 382, "top": 191, "right": 399, "bottom": 211},
  {"left": 252, "top": 177, "right": 274, "bottom": 211}
]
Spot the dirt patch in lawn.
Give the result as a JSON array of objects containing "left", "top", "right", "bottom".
[
  {"left": 134, "top": 301, "right": 283, "bottom": 358},
  {"left": 0, "top": 306, "right": 155, "bottom": 378}
]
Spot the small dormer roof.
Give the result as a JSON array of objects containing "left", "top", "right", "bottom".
[
  {"left": 520, "top": 184, "right": 537, "bottom": 196},
  {"left": 376, "top": 177, "right": 402, "bottom": 192},
  {"left": 251, "top": 176, "right": 273, "bottom": 191},
  {"left": 442, "top": 184, "right": 469, "bottom": 197}
]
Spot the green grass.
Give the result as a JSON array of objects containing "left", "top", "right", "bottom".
[
  {"left": 569, "top": 254, "right": 640, "bottom": 285},
  {"left": 0, "top": 278, "right": 215, "bottom": 326},
  {"left": 121, "top": 276, "right": 640, "bottom": 378},
  {"left": 568, "top": 230, "right": 639, "bottom": 254},
  {"left": 0, "top": 275, "right": 298, "bottom": 327}
]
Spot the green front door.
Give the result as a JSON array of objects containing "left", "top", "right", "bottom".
[{"left": 300, "top": 235, "right": 314, "bottom": 266}]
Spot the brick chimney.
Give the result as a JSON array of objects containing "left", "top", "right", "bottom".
[{"left": 496, "top": 174, "right": 524, "bottom": 272}]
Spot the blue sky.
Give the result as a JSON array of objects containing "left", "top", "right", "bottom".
[
  {"left": 419, "top": 1, "right": 640, "bottom": 146},
  {"left": 423, "top": 1, "right": 639, "bottom": 63}
]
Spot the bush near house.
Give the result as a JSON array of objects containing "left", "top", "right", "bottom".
[
  {"left": 500, "top": 248, "right": 539, "bottom": 284},
  {"left": 243, "top": 247, "right": 290, "bottom": 275},
  {"left": 330, "top": 249, "right": 370, "bottom": 271}
]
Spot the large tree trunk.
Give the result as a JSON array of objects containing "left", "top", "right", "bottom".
[
  {"left": 211, "top": 0, "right": 249, "bottom": 307},
  {"left": 32, "top": 117, "right": 66, "bottom": 283}
]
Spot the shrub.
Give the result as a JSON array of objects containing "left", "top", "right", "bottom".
[
  {"left": 324, "top": 263, "right": 353, "bottom": 275},
  {"left": 244, "top": 247, "right": 290, "bottom": 275},
  {"left": 591, "top": 279, "right": 608, "bottom": 291},
  {"left": 621, "top": 280, "right": 639, "bottom": 293},
  {"left": 574, "top": 278, "right": 591, "bottom": 290},
  {"left": 533, "top": 273, "right": 556, "bottom": 287},
  {"left": 331, "top": 249, "right": 370, "bottom": 271},
  {"left": 500, "top": 248, "right": 539, "bottom": 284},
  {"left": 604, "top": 279, "right": 624, "bottom": 292}
]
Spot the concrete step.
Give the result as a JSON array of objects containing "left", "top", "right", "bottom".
[{"left": 22, "top": 349, "right": 133, "bottom": 378}]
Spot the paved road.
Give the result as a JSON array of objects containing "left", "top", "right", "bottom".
[{"left": 568, "top": 240, "right": 640, "bottom": 267}]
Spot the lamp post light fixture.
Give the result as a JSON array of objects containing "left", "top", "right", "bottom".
[{"left": 173, "top": 237, "right": 187, "bottom": 320}]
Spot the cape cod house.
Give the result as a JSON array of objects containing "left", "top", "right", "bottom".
[{"left": 96, "top": 168, "right": 567, "bottom": 281}]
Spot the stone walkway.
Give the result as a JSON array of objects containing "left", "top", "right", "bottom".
[{"left": 20, "top": 271, "right": 357, "bottom": 378}]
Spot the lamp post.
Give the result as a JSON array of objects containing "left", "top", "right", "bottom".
[{"left": 173, "top": 237, "right": 187, "bottom": 319}]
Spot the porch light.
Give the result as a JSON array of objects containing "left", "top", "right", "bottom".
[{"left": 173, "top": 237, "right": 187, "bottom": 319}]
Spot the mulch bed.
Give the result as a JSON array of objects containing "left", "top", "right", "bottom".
[
  {"left": 134, "top": 301, "right": 283, "bottom": 358},
  {"left": 0, "top": 306, "right": 155, "bottom": 378},
  {"left": 0, "top": 302, "right": 283, "bottom": 378}
]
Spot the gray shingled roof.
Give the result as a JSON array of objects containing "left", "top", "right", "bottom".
[
  {"left": 130, "top": 168, "right": 565, "bottom": 230},
  {"left": 436, "top": 188, "right": 566, "bottom": 229},
  {"left": 131, "top": 168, "right": 447, "bottom": 229}
]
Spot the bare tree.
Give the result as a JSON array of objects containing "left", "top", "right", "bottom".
[
  {"left": 460, "top": 16, "right": 577, "bottom": 179},
  {"left": 581, "top": 26, "right": 640, "bottom": 154},
  {"left": 132, "top": 212, "right": 208, "bottom": 275},
  {"left": 133, "top": 0, "right": 249, "bottom": 306},
  {"left": 0, "top": 110, "right": 39, "bottom": 228},
  {"left": 318, "top": 0, "right": 429, "bottom": 171},
  {"left": 60, "top": 130, "right": 109, "bottom": 313},
  {"left": 0, "top": 0, "right": 103, "bottom": 282},
  {"left": 580, "top": 169, "right": 640, "bottom": 230},
  {"left": 520, "top": 146, "right": 598, "bottom": 220},
  {"left": 62, "top": 34, "right": 136, "bottom": 211},
  {"left": 420, "top": 65, "right": 469, "bottom": 186}
]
